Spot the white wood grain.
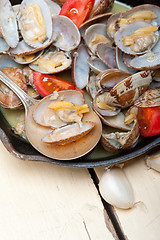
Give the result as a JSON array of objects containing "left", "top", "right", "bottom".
[
  {"left": 95, "top": 156, "right": 160, "bottom": 240},
  {"left": 0, "top": 140, "right": 116, "bottom": 240}
]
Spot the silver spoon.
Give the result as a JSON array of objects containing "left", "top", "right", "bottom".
[{"left": 0, "top": 70, "right": 102, "bottom": 160}]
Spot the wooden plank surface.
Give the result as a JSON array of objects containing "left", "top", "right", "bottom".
[
  {"left": 95, "top": 156, "right": 160, "bottom": 240},
  {"left": 0, "top": 140, "right": 116, "bottom": 240}
]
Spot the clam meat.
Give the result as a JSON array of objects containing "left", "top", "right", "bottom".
[
  {"left": 29, "top": 47, "right": 72, "bottom": 74},
  {"left": 17, "top": 0, "right": 53, "bottom": 48},
  {"left": 33, "top": 90, "right": 86, "bottom": 128}
]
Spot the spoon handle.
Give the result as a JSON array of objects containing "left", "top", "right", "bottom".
[{"left": 0, "top": 70, "right": 38, "bottom": 111}]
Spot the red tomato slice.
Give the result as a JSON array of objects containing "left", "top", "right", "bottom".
[
  {"left": 137, "top": 106, "right": 160, "bottom": 137},
  {"left": 33, "top": 71, "right": 82, "bottom": 97},
  {"left": 59, "top": 0, "right": 95, "bottom": 28}
]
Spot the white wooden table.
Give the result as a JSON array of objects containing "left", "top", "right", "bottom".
[{"left": 0, "top": 139, "right": 160, "bottom": 240}]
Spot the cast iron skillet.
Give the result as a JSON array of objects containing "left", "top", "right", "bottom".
[{"left": 0, "top": 0, "right": 160, "bottom": 167}]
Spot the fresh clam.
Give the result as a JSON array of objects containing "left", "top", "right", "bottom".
[
  {"left": 114, "top": 22, "right": 159, "bottom": 55},
  {"left": 84, "top": 23, "right": 112, "bottom": 54},
  {"left": 29, "top": 46, "right": 72, "bottom": 74},
  {"left": 107, "top": 4, "right": 160, "bottom": 72},
  {"left": 17, "top": 0, "right": 53, "bottom": 48},
  {"left": 101, "top": 131, "right": 121, "bottom": 152},
  {"left": 33, "top": 90, "right": 85, "bottom": 128},
  {"left": 105, "top": 70, "right": 153, "bottom": 108},
  {"left": 10, "top": 44, "right": 44, "bottom": 64}
]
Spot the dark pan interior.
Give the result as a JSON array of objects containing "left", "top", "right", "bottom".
[{"left": 0, "top": 0, "right": 160, "bottom": 167}]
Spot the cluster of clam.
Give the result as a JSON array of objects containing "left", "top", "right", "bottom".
[
  {"left": 0, "top": 0, "right": 81, "bottom": 73},
  {"left": 0, "top": 0, "right": 110, "bottom": 146},
  {"left": 0, "top": 0, "right": 82, "bottom": 109},
  {"left": 75, "top": 4, "right": 160, "bottom": 152},
  {"left": 0, "top": 0, "right": 160, "bottom": 152}
]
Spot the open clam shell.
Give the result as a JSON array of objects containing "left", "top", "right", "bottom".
[
  {"left": 95, "top": 69, "right": 116, "bottom": 90},
  {"left": 101, "top": 131, "right": 122, "bottom": 152},
  {"left": 33, "top": 90, "right": 85, "bottom": 128},
  {"left": 17, "top": 0, "right": 53, "bottom": 48},
  {"left": 129, "top": 51, "right": 160, "bottom": 70},
  {"left": 9, "top": 30, "right": 57, "bottom": 55},
  {"left": 84, "top": 23, "right": 112, "bottom": 54},
  {"left": 42, "top": 121, "right": 95, "bottom": 144},
  {"left": 115, "top": 47, "right": 137, "bottom": 74},
  {"left": 116, "top": 119, "right": 139, "bottom": 149},
  {"left": 129, "top": 40, "right": 160, "bottom": 70},
  {"left": 72, "top": 44, "right": 90, "bottom": 89},
  {"left": 96, "top": 43, "right": 118, "bottom": 69},
  {"left": 114, "top": 22, "right": 159, "bottom": 55},
  {"left": 29, "top": 46, "right": 72, "bottom": 74},
  {"left": 87, "top": 56, "right": 109, "bottom": 74},
  {"left": 93, "top": 92, "right": 121, "bottom": 117},
  {"left": 0, "top": 0, "right": 19, "bottom": 48},
  {"left": 52, "top": 15, "right": 81, "bottom": 51}
]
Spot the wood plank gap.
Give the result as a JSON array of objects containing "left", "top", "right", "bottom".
[{"left": 88, "top": 168, "right": 127, "bottom": 240}]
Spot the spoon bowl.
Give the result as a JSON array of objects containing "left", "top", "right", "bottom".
[{"left": 0, "top": 70, "right": 102, "bottom": 160}]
